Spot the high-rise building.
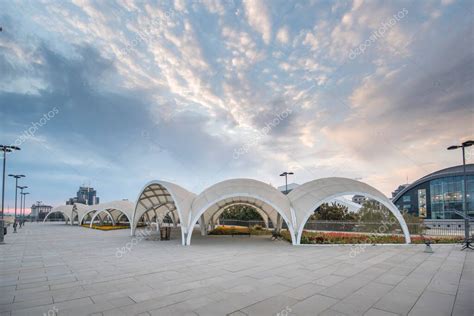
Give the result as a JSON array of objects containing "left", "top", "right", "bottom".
[{"left": 66, "top": 186, "right": 100, "bottom": 205}]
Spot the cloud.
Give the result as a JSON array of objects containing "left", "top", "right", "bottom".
[
  {"left": 243, "top": 0, "right": 272, "bottom": 44},
  {"left": 1, "top": 0, "right": 472, "bottom": 202},
  {"left": 276, "top": 26, "right": 289, "bottom": 44}
]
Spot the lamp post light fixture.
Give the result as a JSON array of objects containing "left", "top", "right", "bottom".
[
  {"left": 447, "top": 140, "right": 474, "bottom": 250},
  {"left": 279, "top": 171, "right": 294, "bottom": 194},
  {"left": 0, "top": 145, "right": 21, "bottom": 242},
  {"left": 8, "top": 174, "right": 25, "bottom": 233},
  {"left": 17, "top": 186, "right": 28, "bottom": 224}
]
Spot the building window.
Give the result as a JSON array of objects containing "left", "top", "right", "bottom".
[
  {"left": 402, "top": 195, "right": 411, "bottom": 202},
  {"left": 430, "top": 175, "right": 472, "bottom": 219},
  {"left": 418, "top": 189, "right": 427, "bottom": 218}
]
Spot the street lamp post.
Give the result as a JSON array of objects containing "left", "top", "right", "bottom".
[
  {"left": 277, "top": 171, "right": 294, "bottom": 234},
  {"left": 447, "top": 140, "right": 474, "bottom": 250},
  {"left": 0, "top": 145, "right": 21, "bottom": 242},
  {"left": 8, "top": 174, "right": 25, "bottom": 233},
  {"left": 18, "top": 186, "right": 27, "bottom": 226},
  {"left": 21, "top": 192, "right": 30, "bottom": 226},
  {"left": 279, "top": 171, "right": 294, "bottom": 194}
]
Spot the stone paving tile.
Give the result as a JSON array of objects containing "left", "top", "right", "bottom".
[
  {"left": 0, "top": 224, "right": 472, "bottom": 316},
  {"left": 288, "top": 293, "right": 339, "bottom": 315},
  {"left": 241, "top": 294, "right": 299, "bottom": 315},
  {"left": 283, "top": 282, "right": 327, "bottom": 300},
  {"left": 315, "top": 275, "right": 347, "bottom": 287},
  {"left": 374, "top": 273, "right": 405, "bottom": 285},
  {"left": 408, "top": 290, "right": 455, "bottom": 316},
  {"left": 330, "top": 282, "right": 393, "bottom": 316},
  {"left": 374, "top": 288, "right": 422, "bottom": 315},
  {"left": 364, "top": 308, "right": 399, "bottom": 316}
]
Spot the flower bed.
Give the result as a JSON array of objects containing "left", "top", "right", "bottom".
[
  {"left": 280, "top": 230, "right": 463, "bottom": 244},
  {"left": 209, "top": 225, "right": 272, "bottom": 236},
  {"left": 81, "top": 224, "right": 129, "bottom": 231}
]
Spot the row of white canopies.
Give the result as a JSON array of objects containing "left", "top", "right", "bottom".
[{"left": 43, "top": 177, "right": 412, "bottom": 245}]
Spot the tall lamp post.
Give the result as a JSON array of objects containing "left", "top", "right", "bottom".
[
  {"left": 447, "top": 140, "right": 474, "bottom": 250},
  {"left": 21, "top": 192, "right": 30, "bottom": 225},
  {"left": 279, "top": 171, "right": 294, "bottom": 194},
  {"left": 277, "top": 171, "right": 294, "bottom": 233},
  {"left": 18, "top": 186, "right": 28, "bottom": 224},
  {"left": 0, "top": 145, "right": 21, "bottom": 242},
  {"left": 8, "top": 174, "right": 25, "bottom": 233}
]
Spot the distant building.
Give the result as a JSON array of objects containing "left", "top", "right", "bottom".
[
  {"left": 352, "top": 195, "right": 367, "bottom": 205},
  {"left": 66, "top": 186, "right": 100, "bottom": 205},
  {"left": 392, "top": 164, "right": 474, "bottom": 219},
  {"left": 30, "top": 202, "right": 53, "bottom": 221}
]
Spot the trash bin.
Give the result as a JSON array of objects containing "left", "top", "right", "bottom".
[{"left": 160, "top": 226, "right": 171, "bottom": 240}]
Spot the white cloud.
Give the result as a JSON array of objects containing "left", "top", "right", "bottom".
[
  {"left": 302, "top": 32, "right": 319, "bottom": 51},
  {"left": 276, "top": 26, "right": 289, "bottom": 44},
  {"left": 243, "top": 0, "right": 272, "bottom": 44}
]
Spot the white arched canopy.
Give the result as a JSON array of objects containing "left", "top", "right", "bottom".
[
  {"left": 210, "top": 203, "right": 270, "bottom": 229},
  {"left": 74, "top": 203, "right": 91, "bottom": 225},
  {"left": 89, "top": 200, "right": 134, "bottom": 228},
  {"left": 288, "top": 177, "right": 411, "bottom": 244},
  {"left": 43, "top": 205, "right": 73, "bottom": 224},
  {"left": 132, "top": 181, "right": 196, "bottom": 245},
  {"left": 79, "top": 209, "right": 97, "bottom": 225},
  {"left": 49, "top": 177, "right": 411, "bottom": 247},
  {"left": 187, "top": 179, "right": 296, "bottom": 245}
]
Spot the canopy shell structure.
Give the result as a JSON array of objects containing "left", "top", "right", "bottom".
[
  {"left": 69, "top": 203, "right": 89, "bottom": 225},
  {"left": 43, "top": 205, "right": 74, "bottom": 224},
  {"left": 131, "top": 180, "right": 196, "bottom": 245},
  {"left": 187, "top": 178, "right": 295, "bottom": 245},
  {"left": 50, "top": 177, "right": 411, "bottom": 246},
  {"left": 288, "top": 177, "right": 411, "bottom": 244},
  {"left": 88, "top": 200, "right": 135, "bottom": 227}
]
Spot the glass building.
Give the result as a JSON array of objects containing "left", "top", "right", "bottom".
[
  {"left": 66, "top": 186, "right": 100, "bottom": 205},
  {"left": 392, "top": 164, "right": 474, "bottom": 219}
]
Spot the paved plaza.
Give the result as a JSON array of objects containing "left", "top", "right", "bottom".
[{"left": 0, "top": 223, "right": 473, "bottom": 316}]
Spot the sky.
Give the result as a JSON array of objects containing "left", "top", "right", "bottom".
[{"left": 0, "top": 0, "right": 473, "bottom": 213}]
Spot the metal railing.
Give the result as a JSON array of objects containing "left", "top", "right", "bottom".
[
  {"left": 216, "top": 219, "right": 474, "bottom": 237},
  {"left": 303, "top": 220, "right": 474, "bottom": 236}
]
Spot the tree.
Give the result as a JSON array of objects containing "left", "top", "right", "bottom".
[
  {"left": 311, "top": 202, "right": 358, "bottom": 221},
  {"left": 220, "top": 205, "right": 262, "bottom": 221},
  {"left": 358, "top": 200, "right": 390, "bottom": 222}
]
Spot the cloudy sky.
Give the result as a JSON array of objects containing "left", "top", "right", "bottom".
[{"left": 0, "top": 0, "right": 473, "bottom": 212}]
